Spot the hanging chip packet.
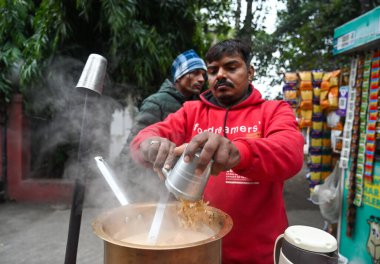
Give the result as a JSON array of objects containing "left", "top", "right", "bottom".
[
  {"left": 282, "top": 72, "right": 299, "bottom": 110},
  {"left": 298, "top": 71, "right": 313, "bottom": 128}
]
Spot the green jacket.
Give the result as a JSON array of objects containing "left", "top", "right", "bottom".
[{"left": 126, "top": 78, "right": 195, "bottom": 146}]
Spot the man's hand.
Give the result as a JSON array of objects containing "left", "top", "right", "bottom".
[
  {"left": 139, "top": 137, "right": 181, "bottom": 180},
  {"left": 184, "top": 132, "right": 240, "bottom": 176}
]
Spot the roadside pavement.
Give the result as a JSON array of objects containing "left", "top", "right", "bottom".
[{"left": 0, "top": 163, "right": 324, "bottom": 264}]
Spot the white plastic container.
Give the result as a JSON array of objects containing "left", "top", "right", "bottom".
[{"left": 274, "top": 225, "right": 339, "bottom": 264}]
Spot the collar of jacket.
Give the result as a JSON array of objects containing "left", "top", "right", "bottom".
[{"left": 200, "top": 84, "right": 264, "bottom": 109}]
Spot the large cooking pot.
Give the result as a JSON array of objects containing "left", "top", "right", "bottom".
[{"left": 92, "top": 202, "right": 233, "bottom": 264}]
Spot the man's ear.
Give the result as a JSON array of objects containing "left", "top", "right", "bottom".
[{"left": 248, "top": 65, "right": 254, "bottom": 82}]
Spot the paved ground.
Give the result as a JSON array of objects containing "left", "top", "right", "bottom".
[{"left": 0, "top": 163, "right": 324, "bottom": 264}]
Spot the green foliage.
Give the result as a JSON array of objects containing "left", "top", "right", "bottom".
[
  {"left": 0, "top": 0, "right": 33, "bottom": 102},
  {"left": 3, "top": 0, "right": 378, "bottom": 104},
  {"left": 197, "top": 0, "right": 235, "bottom": 45},
  {"left": 245, "top": 0, "right": 380, "bottom": 91},
  {"left": 0, "top": 0, "right": 235, "bottom": 104},
  {"left": 21, "top": 1, "right": 70, "bottom": 84},
  {"left": 251, "top": 29, "right": 277, "bottom": 78},
  {"left": 273, "top": 0, "right": 363, "bottom": 72},
  {"left": 0, "top": 0, "right": 71, "bottom": 102}
]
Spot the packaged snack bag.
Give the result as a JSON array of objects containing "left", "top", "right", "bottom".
[
  {"left": 322, "top": 136, "right": 332, "bottom": 147},
  {"left": 298, "top": 71, "right": 312, "bottom": 82},
  {"left": 309, "top": 163, "right": 322, "bottom": 182},
  {"left": 282, "top": 73, "right": 299, "bottom": 111},
  {"left": 328, "top": 86, "right": 339, "bottom": 110},
  {"left": 284, "top": 72, "right": 298, "bottom": 84},
  {"left": 299, "top": 119, "right": 312, "bottom": 128},
  {"left": 322, "top": 154, "right": 332, "bottom": 165},
  {"left": 329, "top": 70, "right": 341, "bottom": 87},
  {"left": 301, "top": 109, "right": 312, "bottom": 119},
  {"left": 313, "top": 104, "right": 322, "bottom": 113},
  {"left": 311, "top": 130, "right": 323, "bottom": 147},
  {"left": 313, "top": 86, "right": 321, "bottom": 97},
  {"left": 336, "top": 85, "right": 349, "bottom": 116},
  {"left": 300, "top": 81, "right": 312, "bottom": 90},
  {"left": 321, "top": 147, "right": 332, "bottom": 165},
  {"left": 312, "top": 71, "right": 324, "bottom": 85},
  {"left": 300, "top": 88, "right": 312, "bottom": 100},
  {"left": 320, "top": 73, "right": 331, "bottom": 109},
  {"left": 300, "top": 100, "right": 313, "bottom": 110},
  {"left": 340, "top": 68, "right": 350, "bottom": 86},
  {"left": 311, "top": 155, "right": 322, "bottom": 163},
  {"left": 312, "top": 114, "right": 323, "bottom": 131},
  {"left": 321, "top": 72, "right": 332, "bottom": 91},
  {"left": 283, "top": 84, "right": 298, "bottom": 100}
]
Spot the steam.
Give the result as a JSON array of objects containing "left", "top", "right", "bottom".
[{"left": 26, "top": 55, "right": 166, "bottom": 208}]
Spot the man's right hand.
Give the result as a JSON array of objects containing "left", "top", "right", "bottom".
[{"left": 139, "top": 137, "right": 178, "bottom": 180}]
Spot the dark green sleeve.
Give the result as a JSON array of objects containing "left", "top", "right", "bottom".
[{"left": 126, "top": 98, "right": 163, "bottom": 146}]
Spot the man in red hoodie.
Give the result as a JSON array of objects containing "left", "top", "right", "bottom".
[{"left": 130, "top": 39, "right": 304, "bottom": 263}]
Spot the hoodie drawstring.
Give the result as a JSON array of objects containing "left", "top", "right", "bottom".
[{"left": 223, "top": 108, "right": 230, "bottom": 138}]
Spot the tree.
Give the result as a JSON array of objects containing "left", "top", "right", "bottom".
[
  {"left": 272, "top": 0, "right": 379, "bottom": 74},
  {"left": 232, "top": 0, "right": 379, "bottom": 91},
  {"left": 0, "top": 0, "right": 233, "bottom": 105},
  {"left": 234, "top": 0, "right": 278, "bottom": 83}
]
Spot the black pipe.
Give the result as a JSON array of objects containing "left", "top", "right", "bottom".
[
  {"left": 64, "top": 179, "right": 85, "bottom": 264},
  {"left": 0, "top": 106, "right": 7, "bottom": 202},
  {"left": 64, "top": 92, "right": 90, "bottom": 264}
]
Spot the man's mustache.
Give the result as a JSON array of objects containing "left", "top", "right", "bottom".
[{"left": 215, "top": 79, "right": 234, "bottom": 89}]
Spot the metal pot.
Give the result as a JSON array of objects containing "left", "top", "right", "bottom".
[{"left": 92, "top": 202, "right": 233, "bottom": 264}]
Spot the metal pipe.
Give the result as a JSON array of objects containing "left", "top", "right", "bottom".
[
  {"left": 94, "top": 156, "right": 128, "bottom": 206},
  {"left": 64, "top": 54, "right": 107, "bottom": 264}
]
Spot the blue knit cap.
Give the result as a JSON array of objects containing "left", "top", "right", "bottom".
[{"left": 171, "top": 49, "right": 207, "bottom": 82}]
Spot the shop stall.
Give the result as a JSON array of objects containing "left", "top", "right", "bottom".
[
  {"left": 282, "top": 7, "right": 380, "bottom": 263},
  {"left": 333, "top": 6, "right": 380, "bottom": 264}
]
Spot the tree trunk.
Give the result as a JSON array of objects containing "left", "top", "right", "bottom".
[
  {"left": 240, "top": 0, "right": 254, "bottom": 49},
  {"left": 234, "top": 0, "right": 242, "bottom": 32}
]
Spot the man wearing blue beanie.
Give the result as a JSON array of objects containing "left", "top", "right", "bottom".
[
  {"left": 127, "top": 49, "right": 206, "bottom": 145},
  {"left": 118, "top": 49, "right": 207, "bottom": 201},
  {"left": 172, "top": 49, "right": 207, "bottom": 81},
  {"left": 171, "top": 49, "right": 207, "bottom": 97}
]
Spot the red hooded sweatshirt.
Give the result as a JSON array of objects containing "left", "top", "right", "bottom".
[{"left": 131, "top": 86, "right": 304, "bottom": 263}]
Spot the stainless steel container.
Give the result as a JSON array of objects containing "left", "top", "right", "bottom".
[
  {"left": 164, "top": 151, "right": 212, "bottom": 201},
  {"left": 76, "top": 54, "right": 107, "bottom": 95},
  {"left": 92, "top": 202, "right": 232, "bottom": 264}
]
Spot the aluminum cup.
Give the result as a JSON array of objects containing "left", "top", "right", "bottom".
[
  {"left": 164, "top": 151, "right": 212, "bottom": 201},
  {"left": 76, "top": 54, "right": 107, "bottom": 95}
]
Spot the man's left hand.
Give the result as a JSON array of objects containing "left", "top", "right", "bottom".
[{"left": 184, "top": 132, "right": 240, "bottom": 176}]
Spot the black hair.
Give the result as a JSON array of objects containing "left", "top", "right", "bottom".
[{"left": 205, "top": 39, "right": 252, "bottom": 66}]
